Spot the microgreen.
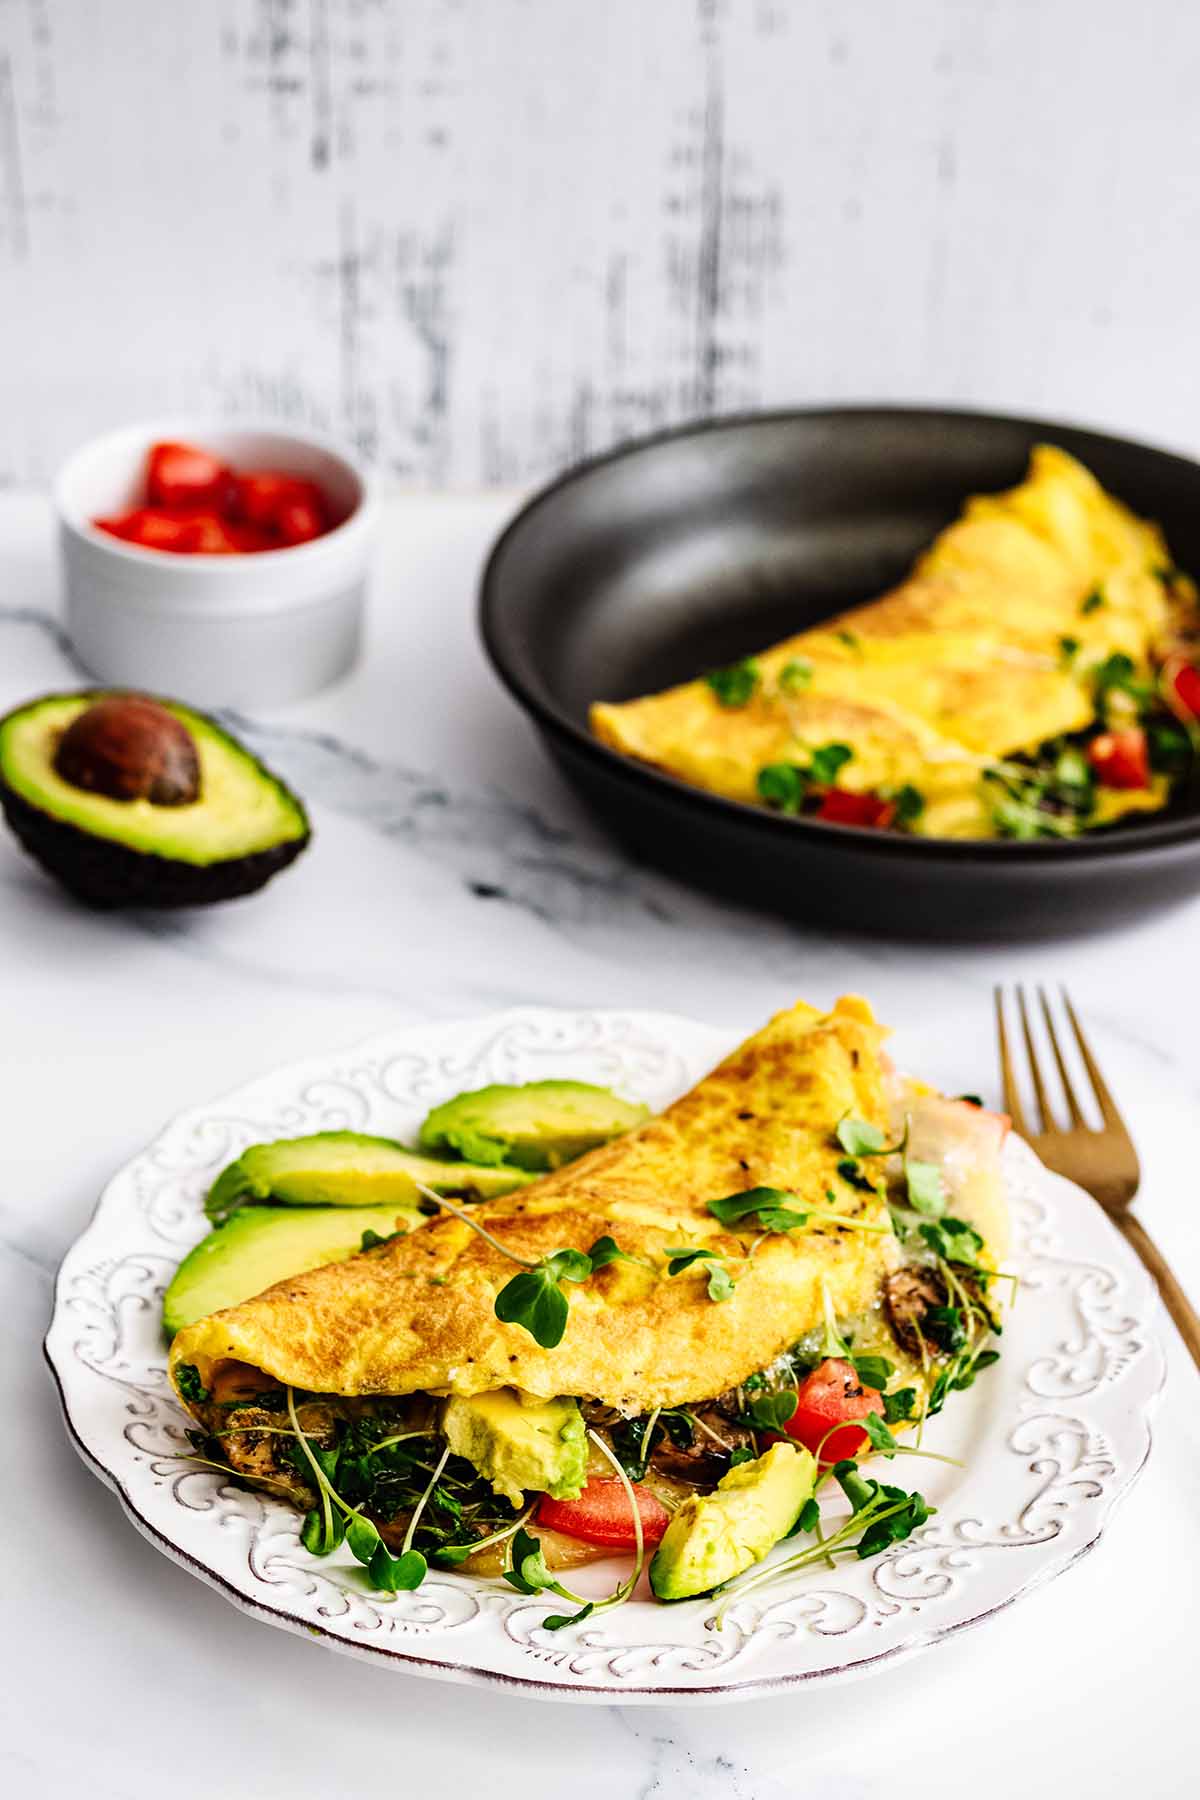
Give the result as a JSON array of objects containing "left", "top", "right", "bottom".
[
  {"left": 833, "top": 1461, "right": 934, "bottom": 1558},
  {"left": 360, "top": 1227, "right": 402, "bottom": 1252},
  {"left": 506, "top": 1431, "right": 648, "bottom": 1632},
  {"left": 706, "top": 658, "right": 761, "bottom": 708},
  {"left": 918, "top": 1215, "right": 985, "bottom": 1268},
  {"left": 756, "top": 762, "right": 808, "bottom": 813},
  {"left": 586, "top": 1231, "right": 651, "bottom": 1274},
  {"left": 1093, "top": 651, "right": 1153, "bottom": 713},
  {"left": 891, "top": 783, "right": 925, "bottom": 826},
  {"left": 494, "top": 1248, "right": 593, "bottom": 1348},
  {"left": 175, "top": 1362, "right": 211, "bottom": 1405},
  {"left": 904, "top": 1160, "right": 945, "bottom": 1216},
  {"left": 809, "top": 742, "right": 854, "bottom": 786},
  {"left": 861, "top": 1411, "right": 898, "bottom": 1456},
  {"left": 849, "top": 1354, "right": 893, "bottom": 1392},
  {"left": 716, "top": 1460, "right": 934, "bottom": 1618},
  {"left": 665, "top": 1246, "right": 736, "bottom": 1302},
  {"left": 881, "top": 1386, "right": 917, "bottom": 1425},
  {"left": 706, "top": 1186, "right": 887, "bottom": 1238},
  {"left": 835, "top": 1116, "right": 902, "bottom": 1158},
  {"left": 778, "top": 657, "right": 814, "bottom": 694},
  {"left": 743, "top": 1390, "right": 798, "bottom": 1432}
]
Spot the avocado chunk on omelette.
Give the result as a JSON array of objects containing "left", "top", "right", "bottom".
[
  {"left": 170, "top": 997, "right": 1011, "bottom": 1615},
  {"left": 591, "top": 446, "right": 1200, "bottom": 839}
]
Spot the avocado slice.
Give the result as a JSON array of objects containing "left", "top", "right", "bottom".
[
  {"left": 441, "top": 1389, "right": 587, "bottom": 1506},
  {"left": 0, "top": 691, "right": 309, "bottom": 907},
  {"left": 418, "top": 1080, "right": 650, "bottom": 1171},
  {"left": 205, "top": 1130, "right": 533, "bottom": 1223},
  {"left": 650, "top": 1441, "right": 817, "bottom": 1600},
  {"left": 163, "top": 1202, "right": 421, "bottom": 1337}
]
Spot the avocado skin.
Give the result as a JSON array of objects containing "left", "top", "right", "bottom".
[
  {"left": 0, "top": 691, "right": 310, "bottom": 908},
  {"left": 0, "top": 777, "right": 308, "bottom": 907}
]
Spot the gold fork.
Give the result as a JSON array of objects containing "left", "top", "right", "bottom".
[{"left": 995, "top": 984, "right": 1200, "bottom": 1368}]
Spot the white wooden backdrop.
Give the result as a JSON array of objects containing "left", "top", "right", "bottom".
[{"left": 2, "top": 0, "right": 1199, "bottom": 489}]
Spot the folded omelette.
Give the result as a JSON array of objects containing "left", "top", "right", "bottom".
[
  {"left": 169, "top": 998, "right": 1010, "bottom": 1595},
  {"left": 591, "top": 447, "right": 1199, "bottom": 838}
]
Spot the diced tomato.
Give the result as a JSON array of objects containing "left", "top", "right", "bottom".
[
  {"left": 815, "top": 789, "right": 897, "bottom": 829},
  {"left": 781, "top": 1358, "right": 884, "bottom": 1464},
  {"left": 233, "top": 470, "right": 325, "bottom": 531},
  {"left": 536, "top": 1478, "right": 670, "bottom": 1550},
  {"left": 176, "top": 512, "right": 249, "bottom": 555},
  {"left": 146, "top": 441, "right": 234, "bottom": 512},
  {"left": 93, "top": 448, "right": 332, "bottom": 555},
  {"left": 1088, "top": 728, "right": 1150, "bottom": 790},
  {"left": 93, "top": 507, "right": 197, "bottom": 553},
  {"left": 273, "top": 495, "right": 326, "bottom": 546},
  {"left": 1171, "top": 663, "right": 1200, "bottom": 719}
]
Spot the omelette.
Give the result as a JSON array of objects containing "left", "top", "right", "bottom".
[
  {"left": 170, "top": 997, "right": 1012, "bottom": 1605},
  {"left": 591, "top": 447, "right": 1200, "bottom": 839}
]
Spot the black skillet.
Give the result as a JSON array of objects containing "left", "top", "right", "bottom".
[{"left": 479, "top": 407, "right": 1200, "bottom": 940}]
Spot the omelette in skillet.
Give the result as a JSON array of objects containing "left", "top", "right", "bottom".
[{"left": 591, "top": 447, "right": 1200, "bottom": 840}]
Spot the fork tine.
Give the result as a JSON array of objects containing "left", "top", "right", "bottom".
[
  {"left": 1038, "top": 986, "right": 1086, "bottom": 1127},
  {"left": 1060, "top": 989, "right": 1122, "bottom": 1128},
  {"left": 993, "top": 987, "right": 1029, "bottom": 1135},
  {"left": 1017, "top": 985, "right": 1056, "bottom": 1132}
]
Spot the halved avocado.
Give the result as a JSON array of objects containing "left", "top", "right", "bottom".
[
  {"left": 163, "top": 1202, "right": 420, "bottom": 1337},
  {"left": 205, "top": 1130, "right": 533, "bottom": 1222},
  {"left": 0, "top": 691, "right": 309, "bottom": 907},
  {"left": 418, "top": 1080, "right": 650, "bottom": 1170}
]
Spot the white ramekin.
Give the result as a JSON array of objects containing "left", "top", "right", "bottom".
[{"left": 54, "top": 421, "right": 376, "bottom": 708}]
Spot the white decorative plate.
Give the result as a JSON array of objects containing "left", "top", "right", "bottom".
[{"left": 45, "top": 1008, "right": 1165, "bottom": 1705}]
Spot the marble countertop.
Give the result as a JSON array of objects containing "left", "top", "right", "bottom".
[{"left": 3, "top": 493, "right": 1198, "bottom": 1800}]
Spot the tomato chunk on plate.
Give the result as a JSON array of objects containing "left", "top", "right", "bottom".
[
  {"left": 1088, "top": 728, "right": 1150, "bottom": 790},
  {"left": 1172, "top": 663, "right": 1200, "bottom": 719},
  {"left": 146, "top": 441, "right": 234, "bottom": 512},
  {"left": 815, "top": 789, "right": 897, "bottom": 829},
  {"left": 782, "top": 1357, "right": 884, "bottom": 1464},
  {"left": 536, "top": 1477, "right": 670, "bottom": 1549}
]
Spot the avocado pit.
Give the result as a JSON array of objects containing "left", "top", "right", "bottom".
[{"left": 53, "top": 695, "right": 201, "bottom": 806}]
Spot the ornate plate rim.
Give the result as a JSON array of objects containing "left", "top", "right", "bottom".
[{"left": 44, "top": 1006, "right": 1167, "bottom": 1705}]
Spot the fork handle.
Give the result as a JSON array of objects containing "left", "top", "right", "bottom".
[{"left": 1114, "top": 1213, "right": 1200, "bottom": 1370}]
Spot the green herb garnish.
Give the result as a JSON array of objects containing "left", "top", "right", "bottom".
[
  {"left": 778, "top": 658, "right": 813, "bottom": 694},
  {"left": 904, "top": 1160, "right": 944, "bottom": 1216},
  {"left": 665, "top": 1246, "right": 736, "bottom": 1302},
  {"left": 891, "top": 783, "right": 925, "bottom": 826},
  {"left": 494, "top": 1248, "right": 593, "bottom": 1348},
  {"left": 175, "top": 1363, "right": 211, "bottom": 1405},
  {"left": 706, "top": 658, "right": 761, "bottom": 708},
  {"left": 756, "top": 762, "right": 808, "bottom": 813},
  {"left": 809, "top": 742, "right": 854, "bottom": 786},
  {"left": 707, "top": 1186, "right": 887, "bottom": 1237}
]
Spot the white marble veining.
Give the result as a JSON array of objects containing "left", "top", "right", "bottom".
[{"left": 3, "top": 493, "right": 1199, "bottom": 1797}]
